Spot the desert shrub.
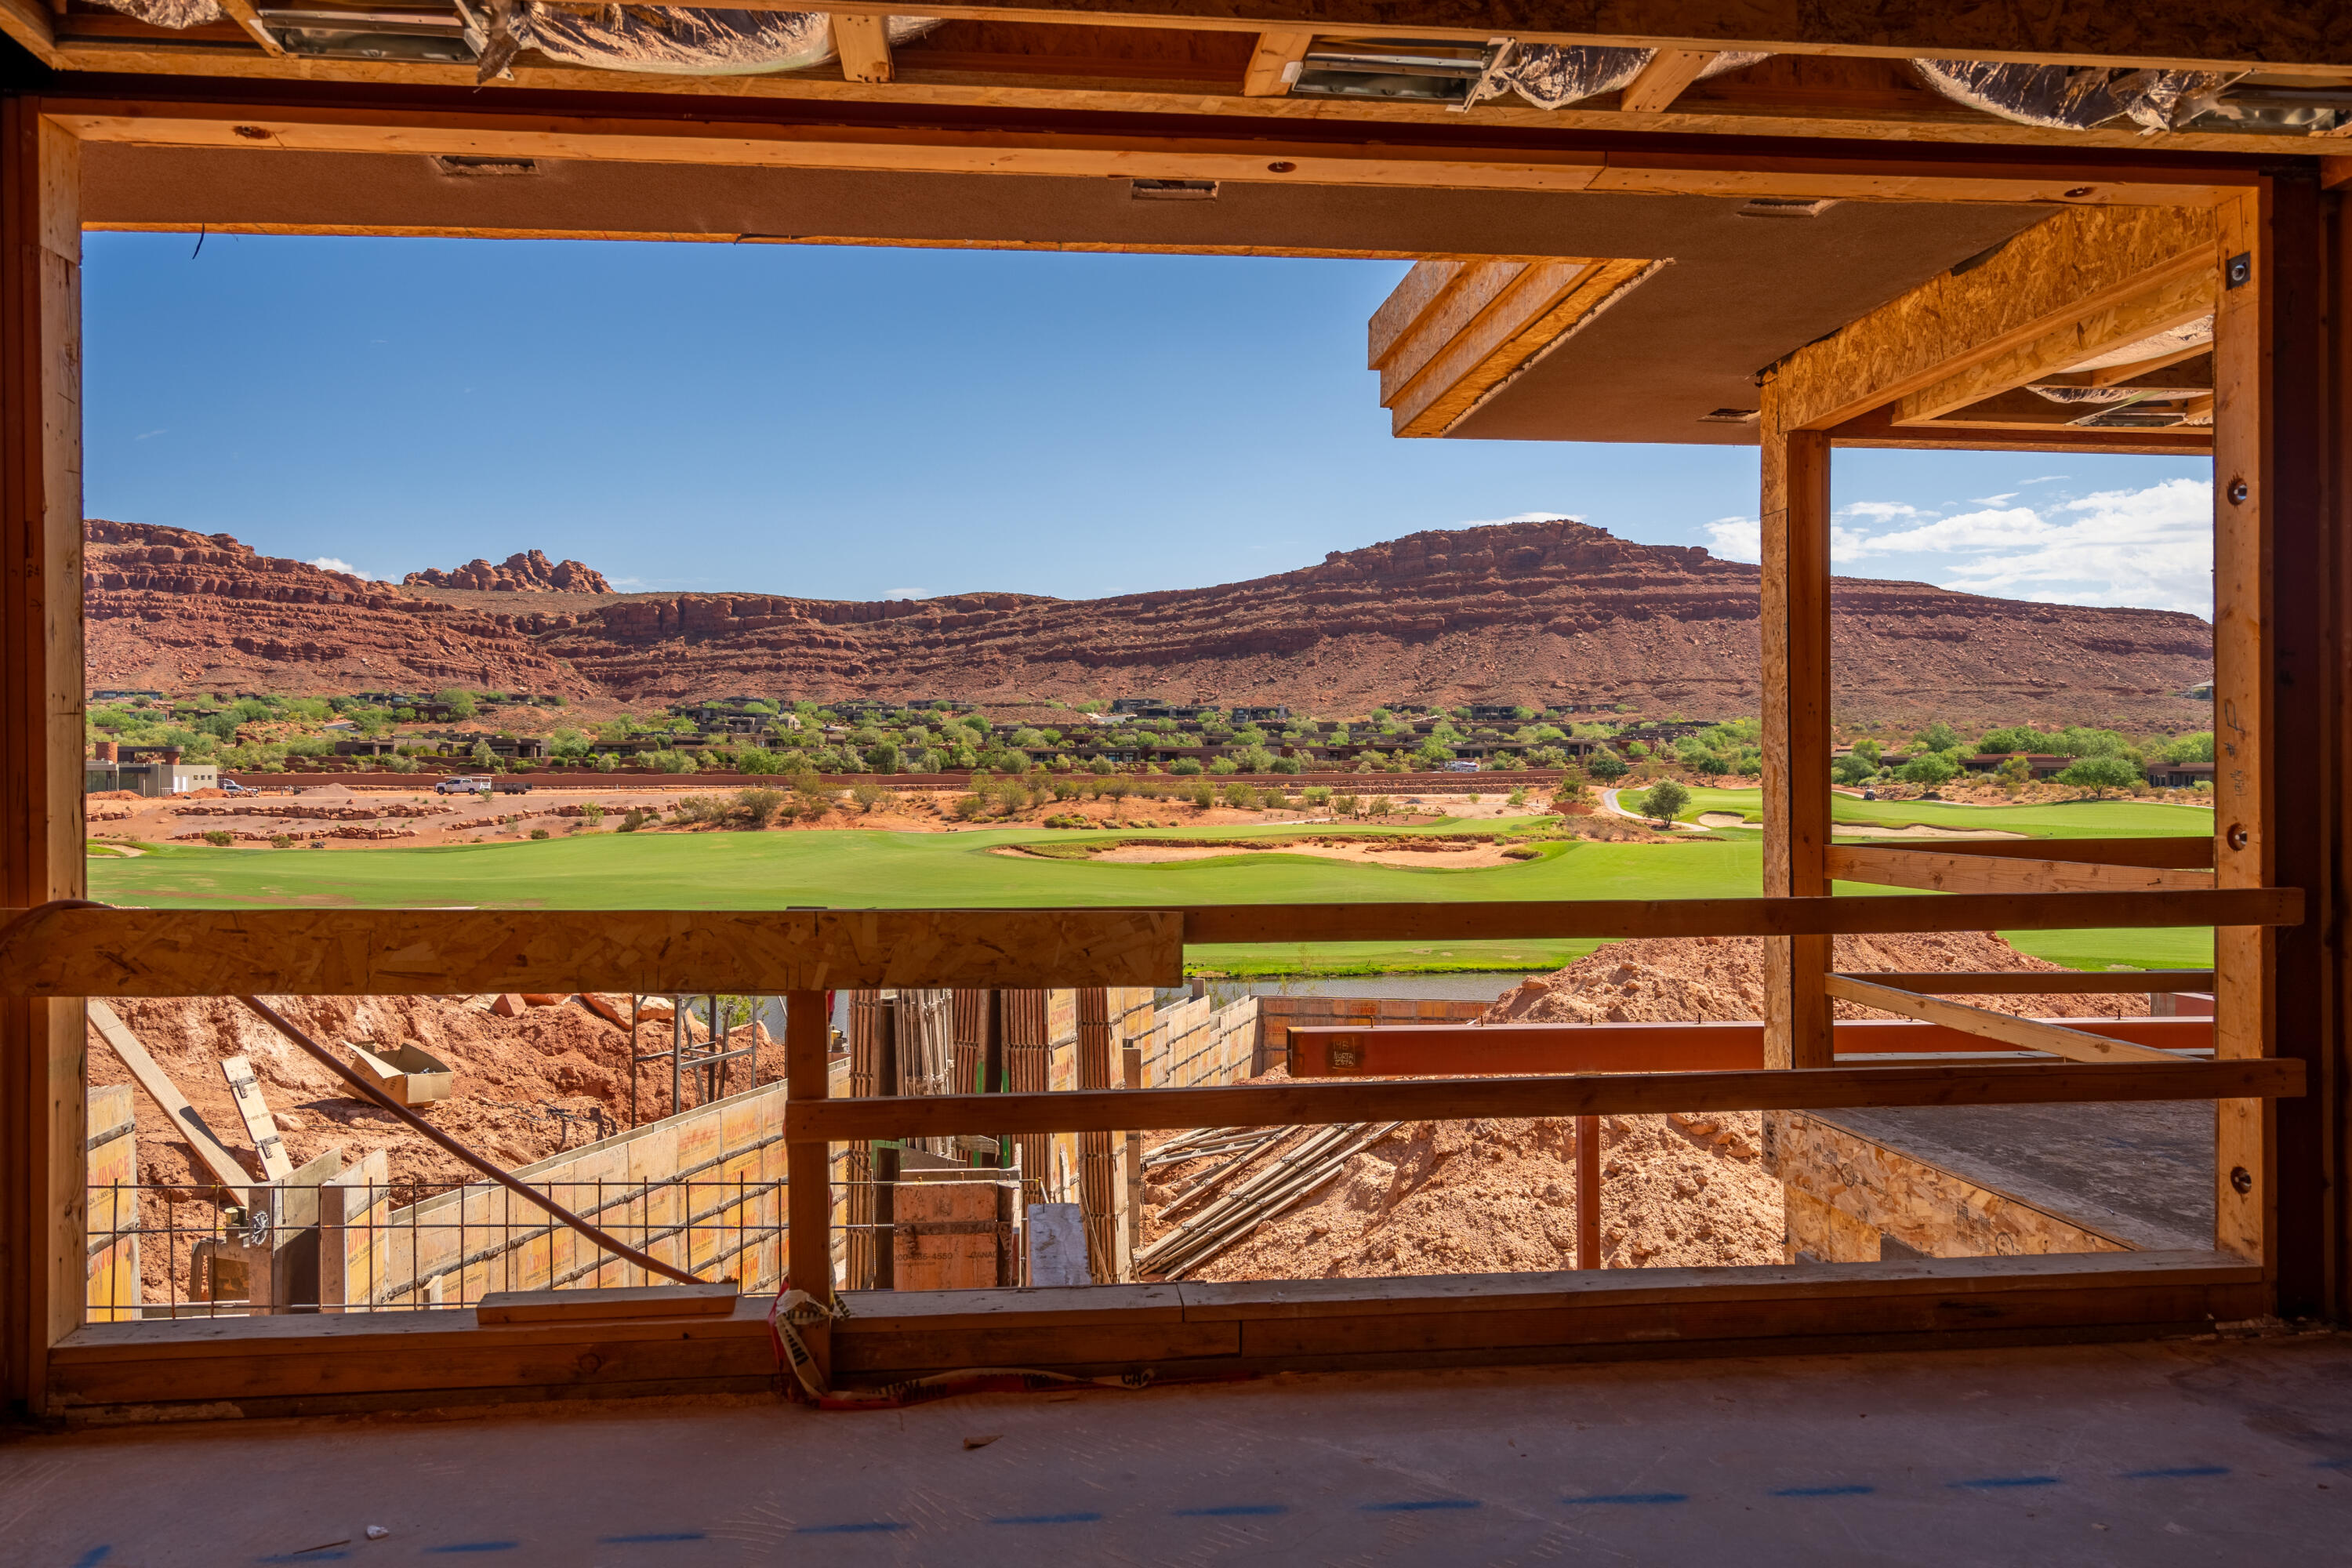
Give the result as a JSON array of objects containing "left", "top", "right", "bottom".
[
  {"left": 582, "top": 800, "right": 605, "bottom": 826},
  {"left": 1364, "top": 793, "right": 1393, "bottom": 818},
  {"left": 1207, "top": 757, "right": 1239, "bottom": 775},
  {"left": 1170, "top": 757, "right": 1203, "bottom": 775},
  {"left": 735, "top": 787, "right": 786, "bottom": 828},
  {"left": 1052, "top": 779, "right": 1080, "bottom": 801},
  {"left": 850, "top": 782, "right": 889, "bottom": 813},
  {"left": 951, "top": 793, "right": 986, "bottom": 821},
  {"left": 1221, "top": 782, "right": 1259, "bottom": 811},
  {"left": 269, "top": 834, "right": 293, "bottom": 849},
  {"left": 1189, "top": 782, "right": 1215, "bottom": 810},
  {"left": 201, "top": 829, "right": 232, "bottom": 847},
  {"left": 1302, "top": 786, "right": 1332, "bottom": 808},
  {"left": 1333, "top": 792, "right": 1359, "bottom": 816},
  {"left": 1102, "top": 777, "right": 1134, "bottom": 802},
  {"left": 619, "top": 807, "right": 650, "bottom": 833},
  {"left": 529, "top": 827, "right": 550, "bottom": 840},
  {"left": 671, "top": 795, "right": 725, "bottom": 826},
  {"left": 1507, "top": 787, "right": 1528, "bottom": 807},
  {"left": 1261, "top": 788, "right": 1290, "bottom": 811}
]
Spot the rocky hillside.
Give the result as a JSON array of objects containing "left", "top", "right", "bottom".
[
  {"left": 83, "top": 517, "right": 2212, "bottom": 725},
  {"left": 404, "top": 549, "right": 611, "bottom": 593}
]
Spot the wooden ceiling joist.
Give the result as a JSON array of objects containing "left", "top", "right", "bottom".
[
  {"left": 1374, "top": 256, "right": 1662, "bottom": 437},
  {"left": 1896, "top": 267, "right": 2216, "bottom": 426}
]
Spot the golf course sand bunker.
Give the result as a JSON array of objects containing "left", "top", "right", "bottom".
[
  {"left": 1693, "top": 811, "right": 2026, "bottom": 840},
  {"left": 1090, "top": 841, "right": 1525, "bottom": 868}
]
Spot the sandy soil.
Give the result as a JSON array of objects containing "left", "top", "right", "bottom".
[
  {"left": 1030, "top": 840, "right": 1524, "bottom": 868},
  {"left": 93, "top": 993, "right": 782, "bottom": 1304},
  {"left": 1690, "top": 811, "right": 2027, "bottom": 840}
]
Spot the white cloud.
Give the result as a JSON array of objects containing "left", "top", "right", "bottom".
[
  {"left": 1839, "top": 500, "right": 1928, "bottom": 520},
  {"left": 884, "top": 587, "right": 930, "bottom": 601},
  {"left": 1702, "top": 516, "right": 1760, "bottom": 562},
  {"left": 2020, "top": 474, "right": 2070, "bottom": 486},
  {"left": 1460, "top": 510, "right": 1585, "bottom": 528},
  {"left": 1842, "top": 477, "right": 2213, "bottom": 619},
  {"left": 1969, "top": 492, "right": 2019, "bottom": 505},
  {"left": 309, "top": 556, "right": 367, "bottom": 577}
]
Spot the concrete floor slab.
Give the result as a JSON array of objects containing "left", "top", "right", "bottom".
[{"left": 7, "top": 1333, "right": 2352, "bottom": 1565}]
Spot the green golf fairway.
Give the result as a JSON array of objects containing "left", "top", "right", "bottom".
[
  {"left": 1651, "top": 785, "right": 2216, "bottom": 839},
  {"left": 88, "top": 809, "right": 2215, "bottom": 976}
]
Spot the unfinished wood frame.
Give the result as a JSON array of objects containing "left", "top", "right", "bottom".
[{"left": 5, "top": 89, "right": 2340, "bottom": 1417}]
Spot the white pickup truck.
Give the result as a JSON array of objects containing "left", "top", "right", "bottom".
[{"left": 433, "top": 775, "right": 493, "bottom": 796}]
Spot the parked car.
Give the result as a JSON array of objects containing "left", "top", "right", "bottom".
[
  {"left": 218, "top": 779, "right": 259, "bottom": 797},
  {"left": 434, "top": 775, "right": 492, "bottom": 795},
  {"left": 1440, "top": 759, "right": 1479, "bottom": 772}
]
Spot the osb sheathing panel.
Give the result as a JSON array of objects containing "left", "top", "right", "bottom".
[{"left": 1769, "top": 202, "right": 2218, "bottom": 434}]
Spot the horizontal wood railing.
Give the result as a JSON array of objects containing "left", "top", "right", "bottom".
[
  {"left": 1283, "top": 1016, "right": 2216, "bottom": 1076},
  {"left": 786, "top": 1058, "right": 2303, "bottom": 1143},
  {"left": 1824, "top": 836, "right": 2215, "bottom": 869},
  {"left": 1824, "top": 845, "right": 2214, "bottom": 895},
  {"left": 0, "top": 890, "right": 2294, "bottom": 995}
]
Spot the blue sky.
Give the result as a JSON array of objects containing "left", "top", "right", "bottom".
[{"left": 87, "top": 232, "right": 2213, "bottom": 616}]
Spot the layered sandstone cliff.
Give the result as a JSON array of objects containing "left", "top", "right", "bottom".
[{"left": 82, "top": 517, "right": 2211, "bottom": 725}]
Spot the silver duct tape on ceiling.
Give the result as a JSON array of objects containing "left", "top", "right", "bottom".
[
  {"left": 89, "top": 0, "right": 223, "bottom": 26},
  {"left": 1911, "top": 60, "right": 2245, "bottom": 135},
  {"left": 1472, "top": 45, "right": 1769, "bottom": 111},
  {"left": 480, "top": 5, "right": 938, "bottom": 81}
]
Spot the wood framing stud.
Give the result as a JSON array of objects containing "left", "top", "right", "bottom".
[
  {"left": 831, "top": 13, "right": 894, "bottom": 83},
  {"left": 1619, "top": 49, "right": 1717, "bottom": 113},
  {"left": 1760, "top": 415, "right": 1833, "bottom": 1070},
  {"left": 1823, "top": 976, "right": 2183, "bottom": 1065},
  {"left": 1241, "top": 29, "right": 1312, "bottom": 96}
]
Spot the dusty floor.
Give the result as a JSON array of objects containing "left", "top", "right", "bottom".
[{"left": 7, "top": 1334, "right": 2349, "bottom": 1565}]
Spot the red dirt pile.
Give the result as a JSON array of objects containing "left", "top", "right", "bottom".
[
  {"left": 1159, "top": 931, "right": 2136, "bottom": 1282},
  {"left": 93, "top": 993, "right": 782, "bottom": 1301},
  {"left": 85, "top": 517, "right": 2211, "bottom": 724}
]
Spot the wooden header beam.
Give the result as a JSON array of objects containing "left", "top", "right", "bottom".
[
  {"left": 1825, "top": 845, "right": 2216, "bottom": 895},
  {"left": 790, "top": 1057, "right": 2305, "bottom": 1142},
  {"left": 0, "top": 890, "right": 2298, "bottom": 997}
]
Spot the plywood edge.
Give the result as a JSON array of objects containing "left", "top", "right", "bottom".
[{"left": 475, "top": 1283, "right": 739, "bottom": 1324}]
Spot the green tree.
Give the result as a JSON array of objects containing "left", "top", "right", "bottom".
[
  {"left": 1831, "top": 752, "right": 1879, "bottom": 786},
  {"left": 437, "top": 688, "right": 480, "bottom": 720},
  {"left": 1640, "top": 779, "right": 1690, "bottom": 824},
  {"left": 2162, "top": 731, "right": 2216, "bottom": 764},
  {"left": 1587, "top": 750, "right": 1629, "bottom": 782},
  {"left": 1896, "top": 752, "right": 1959, "bottom": 786},
  {"left": 1913, "top": 720, "right": 1962, "bottom": 753},
  {"left": 2056, "top": 755, "right": 2142, "bottom": 793}
]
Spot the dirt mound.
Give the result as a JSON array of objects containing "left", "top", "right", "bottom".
[
  {"left": 1150, "top": 1092, "right": 1780, "bottom": 1279},
  {"left": 92, "top": 993, "right": 782, "bottom": 1301},
  {"left": 85, "top": 517, "right": 2209, "bottom": 724},
  {"left": 405, "top": 549, "right": 612, "bottom": 593},
  {"left": 1484, "top": 931, "right": 2151, "bottom": 1024}
]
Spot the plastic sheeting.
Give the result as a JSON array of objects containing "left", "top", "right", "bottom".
[
  {"left": 2062, "top": 316, "right": 2213, "bottom": 374},
  {"left": 1471, "top": 45, "right": 1767, "bottom": 111},
  {"left": 90, "top": 0, "right": 223, "bottom": 27},
  {"left": 1911, "top": 60, "right": 2244, "bottom": 136},
  {"left": 479, "top": 3, "right": 938, "bottom": 81}
]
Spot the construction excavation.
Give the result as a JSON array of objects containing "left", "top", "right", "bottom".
[{"left": 6, "top": 4, "right": 2352, "bottom": 1562}]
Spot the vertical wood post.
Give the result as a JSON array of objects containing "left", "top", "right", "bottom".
[
  {"left": 1760, "top": 398, "right": 1835, "bottom": 1069},
  {"left": 784, "top": 990, "right": 833, "bottom": 1308},
  {"left": 1574, "top": 1114, "right": 1601, "bottom": 1269},
  {"left": 0, "top": 98, "right": 82, "bottom": 1419},
  {"left": 2212, "top": 183, "right": 2306, "bottom": 1285}
]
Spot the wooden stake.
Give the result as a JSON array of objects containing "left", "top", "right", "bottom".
[
  {"left": 219, "top": 1054, "right": 293, "bottom": 1181},
  {"left": 1575, "top": 1114, "right": 1601, "bottom": 1269}
]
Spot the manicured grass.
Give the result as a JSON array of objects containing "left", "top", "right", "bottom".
[
  {"left": 88, "top": 811, "right": 2216, "bottom": 975},
  {"left": 1659, "top": 785, "right": 2213, "bottom": 839}
]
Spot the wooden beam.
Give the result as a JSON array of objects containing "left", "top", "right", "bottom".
[
  {"left": 1825, "top": 845, "right": 2218, "bottom": 894},
  {"left": 1922, "top": 387, "right": 2208, "bottom": 431},
  {"left": 0, "top": 894, "right": 2302, "bottom": 1000},
  {"left": 1773, "top": 205, "right": 2220, "bottom": 434},
  {"left": 1828, "top": 402, "right": 2212, "bottom": 455},
  {"left": 0, "top": 0, "right": 61, "bottom": 69},
  {"left": 44, "top": 101, "right": 2245, "bottom": 209},
  {"left": 1240, "top": 28, "right": 1312, "bottom": 96},
  {"left": 85, "top": 1002, "right": 256, "bottom": 1196},
  {"left": 830, "top": 12, "right": 894, "bottom": 83},
  {"left": 1822, "top": 976, "right": 2181, "bottom": 1065},
  {"left": 476, "top": 1283, "right": 739, "bottom": 1325},
  {"left": 1367, "top": 261, "right": 1466, "bottom": 369},
  {"left": 1619, "top": 49, "right": 1718, "bottom": 113},
  {"left": 0, "top": 99, "right": 81, "bottom": 1421},
  {"left": 1762, "top": 412, "right": 1833, "bottom": 1069},
  {"left": 1285, "top": 1015, "right": 2216, "bottom": 1078},
  {"left": 786, "top": 990, "right": 833, "bottom": 1310},
  {"left": 1839, "top": 970, "right": 2215, "bottom": 994},
  {"left": 1389, "top": 257, "right": 1660, "bottom": 437},
  {"left": 2038, "top": 350, "right": 2215, "bottom": 391},
  {"left": 790, "top": 1058, "right": 2303, "bottom": 1142},
  {"left": 0, "top": 907, "right": 1181, "bottom": 996},
  {"left": 1896, "top": 266, "right": 2216, "bottom": 426},
  {"left": 211, "top": 0, "right": 286, "bottom": 56},
  {"left": 2211, "top": 188, "right": 2274, "bottom": 1273},
  {"left": 1842, "top": 836, "right": 2214, "bottom": 869}
]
